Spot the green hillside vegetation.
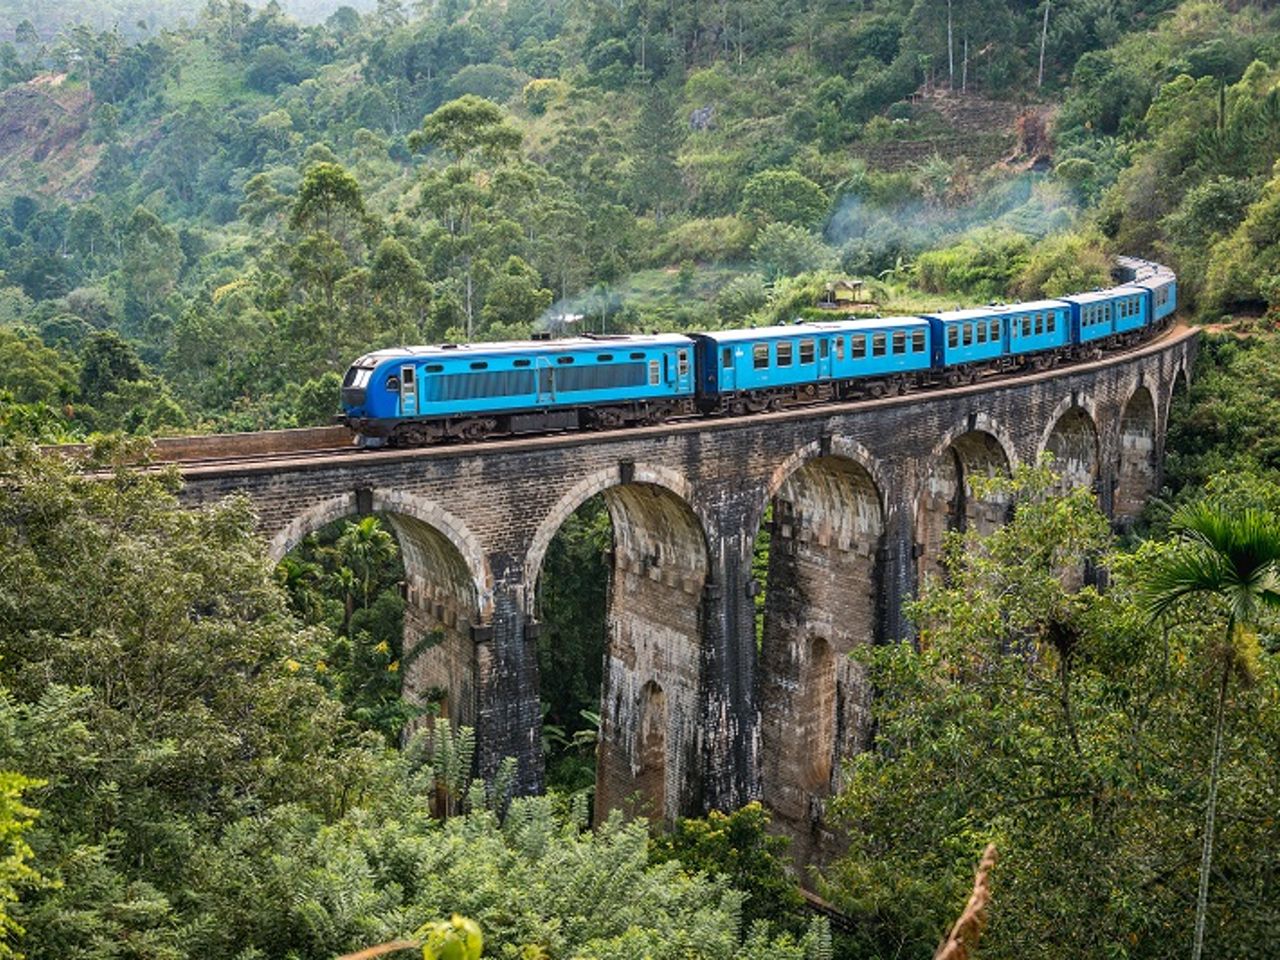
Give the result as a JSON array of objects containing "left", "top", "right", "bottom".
[{"left": 3, "top": 0, "right": 1265, "bottom": 440}]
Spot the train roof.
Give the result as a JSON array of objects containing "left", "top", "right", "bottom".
[
  {"left": 925, "top": 299, "right": 1067, "bottom": 322},
  {"left": 351, "top": 333, "right": 695, "bottom": 366},
  {"left": 1056, "top": 285, "right": 1147, "bottom": 305},
  {"left": 698, "top": 316, "right": 927, "bottom": 343}
]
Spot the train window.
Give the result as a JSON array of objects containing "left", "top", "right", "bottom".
[
  {"left": 852, "top": 335, "right": 866, "bottom": 359},
  {"left": 963, "top": 324, "right": 974, "bottom": 346},
  {"left": 799, "top": 339, "right": 815, "bottom": 364},
  {"left": 989, "top": 318, "right": 1000, "bottom": 341},
  {"left": 648, "top": 360, "right": 660, "bottom": 385},
  {"left": 596, "top": 354, "right": 614, "bottom": 362},
  {"left": 872, "top": 333, "right": 887, "bottom": 357},
  {"left": 753, "top": 344, "right": 770, "bottom": 369},
  {"left": 678, "top": 350, "right": 689, "bottom": 377},
  {"left": 820, "top": 339, "right": 830, "bottom": 359},
  {"left": 1035, "top": 314, "right": 1044, "bottom": 335},
  {"left": 912, "top": 330, "right": 926, "bottom": 352},
  {"left": 556, "top": 356, "right": 575, "bottom": 364},
  {"left": 630, "top": 351, "right": 645, "bottom": 360},
  {"left": 892, "top": 331, "right": 906, "bottom": 354},
  {"left": 947, "top": 326, "right": 959, "bottom": 349},
  {"left": 386, "top": 376, "right": 400, "bottom": 391},
  {"left": 513, "top": 359, "right": 531, "bottom": 367},
  {"left": 976, "top": 322, "right": 987, "bottom": 344},
  {"left": 835, "top": 337, "right": 845, "bottom": 360},
  {"left": 723, "top": 347, "right": 734, "bottom": 367},
  {"left": 1021, "top": 316, "right": 1032, "bottom": 337},
  {"left": 470, "top": 361, "right": 488, "bottom": 370},
  {"left": 425, "top": 363, "right": 444, "bottom": 373},
  {"left": 776, "top": 341, "right": 793, "bottom": 366}
]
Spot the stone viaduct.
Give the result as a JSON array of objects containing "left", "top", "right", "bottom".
[{"left": 173, "top": 328, "right": 1196, "bottom": 862}]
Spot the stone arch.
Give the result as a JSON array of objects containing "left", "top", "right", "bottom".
[
  {"left": 1040, "top": 401, "right": 1102, "bottom": 495},
  {"left": 267, "top": 489, "right": 490, "bottom": 733},
  {"left": 528, "top": 465, "right": 710, "bottom": 824},
  {"left": 525, "top": 462, "right": 702, "bottom": 608},
  {"left": 915, "top": 427, "right": 1014, "bottom": 585},
  {"left": 1114, "top": 386, "right": 1158, "bottom": 523},
  {"left": 758, "top": 453, "right": 884, "bottom": 866}
]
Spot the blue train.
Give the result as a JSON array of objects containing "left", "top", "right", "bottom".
[{"left": 340, "top": 259, "right": 1177, "bottom": 446}]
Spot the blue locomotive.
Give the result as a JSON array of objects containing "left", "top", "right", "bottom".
[{"left": 340, "top": 259, "right": 1176, "bottom": 446}]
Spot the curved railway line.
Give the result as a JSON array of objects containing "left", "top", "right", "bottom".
[{"left": 134, "top": 321, "right": 1197, "bottom": 477}]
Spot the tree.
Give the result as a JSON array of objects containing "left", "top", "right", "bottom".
[
  {"left": 740, "top": 169, "right": 828, "bottom": 229},
  {"left": 409, "top": 95, "right": 523, "bottom": 165},
  {"left": 120, "top": 206, "right": 183, "bottom": 329},
  {"left": 290, "top": 162, "right": 366, "bottom": 239},
  {"left": 78, "top": 330, "right": 143, "bottom": 405},
  {"left": 750, "top": 223, "right": 834, "bottom": 280},
  {"left": 336, "top": 516, "right": 398, "bottom": 611},
  {"left": 1142, "top": 501, "right": 1280, "bottom": 960}
]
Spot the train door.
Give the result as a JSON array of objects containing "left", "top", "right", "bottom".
[
  {"left": 1002, "top": 316, "right": 1012, "bottom": 358},
  {"left": 676, "top": 347, "right": 692, "bottom": 391},
  {"left": 719, "top": 345, "right": 737, "bottom": 392},
  {"left": 817, "top": 337, "right": 832, "bottom": 379},
  {"left": 399, "top": 364, "right": 418, "bottom": 416},
  {"left": 536, "top": 356, "right": 555, "bottom": 404}
]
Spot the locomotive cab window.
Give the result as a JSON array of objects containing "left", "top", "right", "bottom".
[
  {"left": 776, "top": 341, "right": 793, "bottom": 367},
  {"left": 891, "top": 331, "right": 906, "bottom": 354},
  {"left": 852, "top": 335, "right": 866, "bottom": 359},
  {"left": 799, "top": 339, "right": 815, "bottom": 364},
  {"left": 912, "top": 330, "right": 926, "bottom": 352},
  {"left": 753, "top": 344, "right": 770, "bottom": 369},
  {"left": 872, "top": 333, "right": 887, "bottom": 357},
  {"left": 386, "top": 375, "right": 400, "bottom": 391}
]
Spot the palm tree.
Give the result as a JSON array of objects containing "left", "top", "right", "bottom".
[
  {"left": 336, "top": 516, "right": 398, "bottom": 611},
  {"left": 1142, "top": 500, "right": 1280, "bottom": 960}
]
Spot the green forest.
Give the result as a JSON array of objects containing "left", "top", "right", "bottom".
[{"left": 4, "top": 0, "right": 1280, "bottom": 957}]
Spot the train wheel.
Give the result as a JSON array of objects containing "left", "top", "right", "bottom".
[{"left": 458, "top": 420, "right": 494, "bottom": 441}]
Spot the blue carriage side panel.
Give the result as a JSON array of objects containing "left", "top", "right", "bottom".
[
  {"left": 923, "top": 308, "right": 1008, "bottom": 367},
  {"left": 1003, "top": 300, "right": 1070, "bottom": 360},
  {"left": 1058, "top": 285, "right": 1148, "bottom": 345},
  {"left": 825, "top": 317, "right": 931, "bottom": 380}
]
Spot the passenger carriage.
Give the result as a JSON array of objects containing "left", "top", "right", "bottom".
[{"left": 692, "top": 316, "right": 931, "bottom": 410}]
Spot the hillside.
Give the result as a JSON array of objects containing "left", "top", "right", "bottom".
[{"left": 0, "top": 0, "right": 1276, "bottom": 444}]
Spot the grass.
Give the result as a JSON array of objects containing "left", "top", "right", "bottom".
[{"left": 164, "top": 38, "right": 264, "bottom": 108}]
